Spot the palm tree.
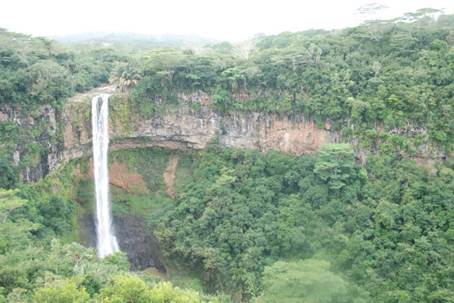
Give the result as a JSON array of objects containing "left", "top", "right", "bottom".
[{"left": 114, "top": 66, "right": 142, "bottom": 92}]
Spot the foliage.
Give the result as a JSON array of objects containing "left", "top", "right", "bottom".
[
  {"left": 157, "top": 145, "right": 454, "bottom": 302},
  {"left": 0, "top": 30, "right": 127, "bottom": 183},
  {"left": 256, "top": 259, "right": 368, "bottom": 303},
  {"left": 1, "top": 10, "right": 454, "bottom": 303},
  {"left": 124, "top": 14, "right": 454, "bottom": 153},
  {"left": 157, "top": 145, "right": 364, "bottom": 299},
  {"left": 314, "top": 144, "right": 358, "bottom": 190},
  {"left": 0, "top": 174, "right": 225, "bottom": 301},
  {"left": 34, "top": 280, "right": 90, "bottom": 303},
  {"left": 101, "top": 275, "right": 205, "bottom": 303},
  {"left": 101, "top": 274, "right": 152, "bottom": 303},
  {"left": 0, "top": 186, "right": 123, "bottom": 299},
  {"left": 0, "top": 30, "right": 125, "bottom": 108},
  {"left": 0, "top": 159, "right": 18, "bottom": 189}
]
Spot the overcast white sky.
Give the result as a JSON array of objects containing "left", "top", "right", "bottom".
[{"left": 1, "top": 0, "right": 454, "bottom": 40}]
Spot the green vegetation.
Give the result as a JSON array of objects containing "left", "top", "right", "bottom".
[
  {"left": 0, "top": 29, "right": 124, "bottom": 108},
  {"left": 1, "top": 10, "right": 454, "bottom": 303},
  {"left": 157, "top": 145, "right": 454, "bottom": 302},
  {"left": 256, "top": 259, "right": 368, "bottom": 303},
  {"left": 33, "top": 274, "right": 218, "bottom": 303},
  {"left": 99, "top": 276, "right": 205, "bottom": 303},
  {"left": 0, "top": 182, "right": 225, "bottom": 302},
  {"left": 0, "top": 29, "right": 126, "bottom": 185},
  {"left": 1, "top": 143, "right": 453, "bottom": 302},
  {"left": 108, "top": 149, "right": 174, "bottom": 223},
  {"left": 127, "top": 12, "right": 454, "bottom": 154}
]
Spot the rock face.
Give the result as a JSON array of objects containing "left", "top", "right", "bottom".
[
  {"left": 78, "top": 212, "right": 166, "bottom": 271},
  {"left": 1, "top": 87, "right": 336, "bottom": 181},
  {"left": 219, "top": 113, "right": 336, "bottom": 154},
  {"left": 114, "top": 215, "right": 166, "bottom": 271},
  {"left": 80, "top": 160, "right": 149, "bottom": 194},
  {"left": 0, "top": 103, "right": 59, "bottom": 182},
  {"left": 58, "top": 91, "right": 338, "bottom": 172},
  {"left": 109, "top": 162, "right": 148, "bottom": 193},
  {"left": 2, "top": 86, "right": 448, "bottom": 181}
]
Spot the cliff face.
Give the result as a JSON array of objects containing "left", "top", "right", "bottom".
[
  {"left": 60, "top": 91, "right": 338, "bottom": 171},
  {"left": 1, "top": 86, "right": 447, "bottom": 182},
  {"left": 1, "top": 87, "right": 337, "bottom": 181},
  {"left": 0, "top": 103, "right": 59, "bottom": 182}
]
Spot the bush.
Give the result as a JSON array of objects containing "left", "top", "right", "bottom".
[
  {"left": 256, "top": 259, "right": 368, "bottom": 303},
  {"left": 34, "top": 281, "right": 89, "bottom": 303}
]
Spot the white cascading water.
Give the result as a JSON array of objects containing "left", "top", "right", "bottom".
[{"left": 92, "top": 94, "right": 119, "bottom": 257}]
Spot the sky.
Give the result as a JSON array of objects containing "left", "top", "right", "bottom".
[{"left": 1, "top": 0, "right": 454, "bottom": 41}]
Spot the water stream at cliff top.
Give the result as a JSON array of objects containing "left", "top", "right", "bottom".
[{"left": 92, "top": 94, "right": 119, "bottom": 257}]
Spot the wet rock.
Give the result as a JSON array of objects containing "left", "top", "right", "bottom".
[
  {"left": 78, "top": 212, "right": 166, "bottom": 272},
  {"left": 114, "top": 215, "right": 166, "bottom": 272}
]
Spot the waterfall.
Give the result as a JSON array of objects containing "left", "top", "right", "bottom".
[{"left": 91, "top": 94, "right": 119, "bottom": 257}]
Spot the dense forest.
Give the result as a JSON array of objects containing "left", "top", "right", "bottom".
[{"left": 0, "top": 10, "right": 454, "bottom": 303}]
